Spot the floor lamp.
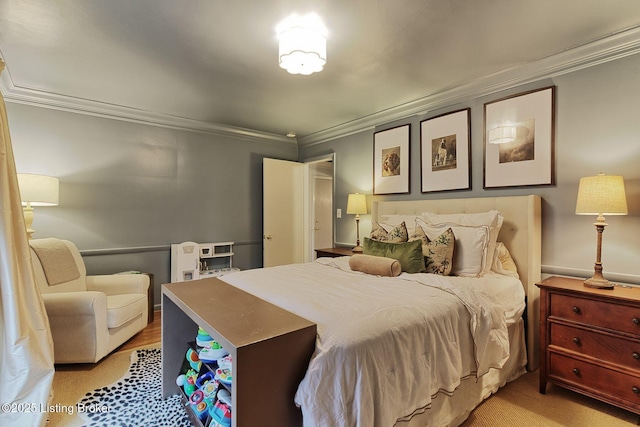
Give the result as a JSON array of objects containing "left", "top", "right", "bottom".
[
  {"left": 575, "top": 173, "right": 627, "bottom": 289},
  {"left": 347, "top": 193, "right": 367, "bottom": 253},
  {"left": 17, "top": 173, "right": 59, "bottom": 239}
]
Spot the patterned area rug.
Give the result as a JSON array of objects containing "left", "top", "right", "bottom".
[{"left": 77, "top": 348, "right": 191, "bottom": 427}]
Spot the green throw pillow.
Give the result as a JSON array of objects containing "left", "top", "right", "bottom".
[{"left": 362, "top": 237, "right": 426, "bottom": 273}]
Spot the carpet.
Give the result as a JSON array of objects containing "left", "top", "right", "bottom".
[{"left": 76, "top": 348, "right": 191, "bottom": 427}]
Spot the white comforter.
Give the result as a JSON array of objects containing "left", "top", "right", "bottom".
[{"left": 221, "top": 257, "right": 525, "bottom": 427}]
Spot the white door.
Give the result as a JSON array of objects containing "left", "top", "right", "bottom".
[
  {"left": 263, "top": 158, "right": 305, "bottom": 267},
  {"left": 313, "top": 177, "right": 333, "bottom": 253}
]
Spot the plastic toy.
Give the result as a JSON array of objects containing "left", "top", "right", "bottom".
[
  {"left": 215, "top": 367, "right": 232, "bottom": 386},
  {"left": 186, "top": 347, "right": 202, "bottom": 371},
  {"left": 217, "top": 354, "right": 232, "bottom": 371},
  {"left": 209, "top": 399, "right": 232, "bottom": 427},
  {"left": 195, "top": 371, "right": 215, "bottom": 388},
  {"left": 217, "top": 388, "right": 232, "bottom": 407},
  {"left": 188, "top": 389, "right": 209, "bottom": 421},
  {"left": 175, "top": 374, "right": 186, "bottom": 387},
  {"left": 201, "top": 379, "right": 220, "bottom": 401},
  {"left": 199, "top": 340, "right": 228, "bottom": 363},
  {"left": 176, "top": 368, "right": 198, "bottom": 396},
  {"left": 196, "top": 327, "right": 214, "bottom": 348}
]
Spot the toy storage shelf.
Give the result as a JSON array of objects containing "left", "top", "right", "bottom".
[
  {"left": 162, "top": 278, "right": 316, "bottom": 427},
  {"left": 177, "top": 341, "right": 232, "bottom": 427}
]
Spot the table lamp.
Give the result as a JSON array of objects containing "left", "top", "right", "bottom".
[
  {"left": 346, "top": 193, "right": 367, "bottom": 253},
  {"left": 575, "top": 173, "right": 627, "bottom": 289},
  {"left": 17, "top": 173, "right": 59, "bottom": 239}
]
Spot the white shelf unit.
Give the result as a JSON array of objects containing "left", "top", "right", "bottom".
[{"left": 171, "top": 241, "right": 240, "bottom": 283}]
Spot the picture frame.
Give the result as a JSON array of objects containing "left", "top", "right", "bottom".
[
  {"left": 484, "top": 86, "right": 555, "bottom": 188},
  {"left": 373, "top": 124, "right": 410, "bottom": 195},
  {"left": 420, "top": 108, "right": 471, "bottom": 193}
]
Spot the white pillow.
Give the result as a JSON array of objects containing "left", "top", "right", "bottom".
[
  {"left": 377, "top": 214, "right": 421, "bottom": 234},
  {"left": 420, "top": 210, "right": 503, "bottom": 274},
  {"left": 416, "top": 218, "right": 489, "bottom": 277}
]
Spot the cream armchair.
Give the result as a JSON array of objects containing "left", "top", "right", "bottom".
[{"left": 29, "top": 238, "right": 149, "bottom": 363}]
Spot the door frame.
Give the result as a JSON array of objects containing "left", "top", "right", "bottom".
[{"left": 303, "top": 153, "right": 335, "bottom": 262}]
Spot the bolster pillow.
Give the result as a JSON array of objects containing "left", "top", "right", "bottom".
[{"left": 348, "top": 254, "right": 401, "bottom": 277}]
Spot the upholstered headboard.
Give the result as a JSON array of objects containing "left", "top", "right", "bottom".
[{"left": 372, "top": 195, "right": 542, "bottom": 370}]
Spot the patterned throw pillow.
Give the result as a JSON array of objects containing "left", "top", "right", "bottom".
[
  {"left": 410, "top": 225, "right": 455, "bottom": 275},
  {"left": 492, "top": 242, "right": 519, "bottom": 278},
  {"left": 370, "top": 221, "right": 408, "bottom": 243}
]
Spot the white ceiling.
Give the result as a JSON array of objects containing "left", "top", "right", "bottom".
[{"left": 1, "top": 0, "right": 639, "bottom": 144}]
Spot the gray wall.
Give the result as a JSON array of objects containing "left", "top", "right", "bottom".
[
  {"left": 8, "top": 51, "right": 640, "bottom": 309},
  {"left": 300, "top": 53, "right": 640, "bottom": 285},
  {"left": 8, "top": 103, "right": 297, "bottom": 305}
]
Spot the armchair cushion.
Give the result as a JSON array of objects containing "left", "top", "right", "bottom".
[
  {"left": 86, "top": 274, "right": 149, "bottom": 296},
  {"left": 107, "top": 294, "right": 147, "bottom": 328}
]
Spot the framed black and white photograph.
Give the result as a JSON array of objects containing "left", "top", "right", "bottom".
[
  {"left": 373, "top": 124, "right": 410, "bottom": 194},
  {"left": 484, "top": 86, "right": 555, "bottom": 188},
  {"left": 420, "top": 108, "right": 471, "bottom": 193}
]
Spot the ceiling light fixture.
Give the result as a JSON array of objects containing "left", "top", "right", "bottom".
[
  {"left": 488, "top": 125, "right": 516, "bottom": 144},
  {"left": 277, "top": 13, "right": 327, "bottom": 75}
]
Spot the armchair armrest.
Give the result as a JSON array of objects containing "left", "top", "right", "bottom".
[
  {"left": 41, "top": 291, "right": 107, "bottom": 316},
  {"left": 41, "top": 291, "right": 109, "bottom": 363},
  {"left": 86, "top": 274, "right": 149, "bottom": 296}
]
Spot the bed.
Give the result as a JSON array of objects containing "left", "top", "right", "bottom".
[{"left": 221, "top": 195, "right": 541, "bottom": 426}]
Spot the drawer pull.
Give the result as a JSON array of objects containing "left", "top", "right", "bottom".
[
  {"left": 633, "top": 386, "right": 640, "bottom": 395},
  {"left": 634, "top": 352, "right": 640, "bottom": 360},
  {"left": 634, "top": 318, "right": 640, "bottom": 325},
  {"left": 572, "top": 368, "right": 580, "bottom": 376},
  {"left": 572, "top": 337, "right": 581, "bottom": 345},
  {"left": 572, "top": 306, "right": 581, "bottom": 314}
]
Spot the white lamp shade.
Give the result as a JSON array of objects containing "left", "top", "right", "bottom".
[
  {"left": 575, "top": 173, "right": 627, "bottom": 215},
  {"left": 17, "top": 173, "right": 59, "bottom": 206},
  {"left": 277, "top": 13, "right": 327, "bottom": 75},
  {"left": 488, "top": 126, "right": 516, "bottom": 144},
  {"left": 346, "top": 193, "right": 367, "bottom": 215}
]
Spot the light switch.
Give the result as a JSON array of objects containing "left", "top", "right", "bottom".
[{"left": 337, "top": 208, "right": 342, "bottom": 218}]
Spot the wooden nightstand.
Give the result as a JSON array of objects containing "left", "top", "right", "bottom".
[
  {"left": 537, "top": 276, "right": 640, "bottom": 414},
  {"left": 315, "top": 247, "right": 354, "bottom": 258}
]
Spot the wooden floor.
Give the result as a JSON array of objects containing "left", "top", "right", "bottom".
[{"left": 118, "top": 310, "right": 161, "bottom": 351}]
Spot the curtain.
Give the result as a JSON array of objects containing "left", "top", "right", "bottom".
[{"left": 0, "top": 59, "right": 54, "bottom": 426}]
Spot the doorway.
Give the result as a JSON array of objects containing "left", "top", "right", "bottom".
[
  {"left": 262, "top": 155, "right": 334, "bottom": 267},
  {"left": 309, "top": 162, "right": 333, "bottom": 259}
]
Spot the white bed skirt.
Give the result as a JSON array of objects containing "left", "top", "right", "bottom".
[{"left": 397, "top": 318, "right": 527, "bottom": 426}]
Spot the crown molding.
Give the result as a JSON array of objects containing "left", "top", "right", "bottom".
[
  {"left": 298, "top": 25, "right": 640, "bottom": 146},
  {"left": 2, "top": 26, "right": 639, "bottom": 146},
  {"left": 0, "top": 70, "right": 295, "bottom": 145}
]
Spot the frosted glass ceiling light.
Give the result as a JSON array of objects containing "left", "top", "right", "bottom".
[
  {"left": 488, "top": 125, "right": 516, "bottom": 144},
  {"left": 277, "top": 13, "right": 327, "bottom": 75}
]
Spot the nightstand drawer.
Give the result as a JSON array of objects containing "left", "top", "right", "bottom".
[
  {"left": 549, "top": 351, "right": 640, "bottom": 409},
  {"left": 551, "top": 293, "right": 640, "bottom": 335},
  {"left": 550, "top": 323, "right": 640, "bottom": 371}
]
